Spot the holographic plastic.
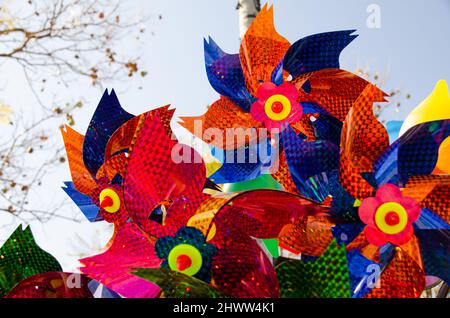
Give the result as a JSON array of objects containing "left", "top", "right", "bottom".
[{"left": 0, "top": 226, "right": 62, "bottom": 297}]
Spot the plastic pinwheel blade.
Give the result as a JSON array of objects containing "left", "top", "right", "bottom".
[
  {"left": 79, "top": 222, "right": 162, "bottom": 298},
  {"left": 5, "top": 272, "right": 93, "bottom": 298},
  {"left": 283, "top": 30, "right": 358, "bottom": 77},
  {"left": 104, "top": 105, "right": 175, "bottom": 163},
  {"left": 346, "top": 250, "right": 379, "bottom": 298},
  {"left": 0, "top": 226, "right": 62, "bottom": 297},
  {"left": 374, "top": 119, "right": 450, "bottom": 187},
  {"left": 134, "top": 268, "right": 226, "bottom": 298},
  {"left": 82, "top": 89, "right": 134, "bottom": 176},
  {"left": 212, "top": 189, "right": 329, "bottom": 239},
  {"left": 60, "top": 125, "right": 97, "bottom": 195},
  {"left": 210, "top": 227, "right": 279, "bottom": 298},
  {"left": 239, "top": 4, "right": 290, "bottom": 96},
  {"left": 208, "top": 140, "right": 274, "bottom": 184},
  {"left": 276, "top": 240, "right": 351, "bottom": 298},
  {"left": 123, "top": 112, "right": 208, "bottom": 238},
  {"left": 309, "top": 113, "right": 343, "bottom": 145},
  {"left": 271, "top": 150, "right": 301, "bottom": 195},
  {"left": 281, "top": 125, "right": 340, "bottom": 201},
  {"left": 415, "top": 229, "right": 449, "bottom": 285},
  {"left": 204, "top": 37, "right": 254, "bottom": 111},
  {"left": 62, "top": 182, "right": 101, "bottom": 222},
  {"left": 178, "top": 96, "right": 262, "bottom": 150},
  {"left": 278, "top": 215, "right": 335, "bottom": 257},
  {"left": 292, "top": 69, "right": 387, "bottom": 122},
  {"left": 364, "top": 247, "right": 425, "bottom": 298},
  {"left": 402, "top": 175, "right": 450, "bottom": 224},
  {"left": 88, "top": 280, "right": 122, "bottom": 298},
  {"left": 339, "top": 84, "right": 390, "bottom": 199}
]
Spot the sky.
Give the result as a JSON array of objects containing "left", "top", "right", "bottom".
[{"left": 0, "top": 0, "right": 449, "bottom": 271}]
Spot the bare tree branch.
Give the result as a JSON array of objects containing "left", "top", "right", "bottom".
[{"left": 0, "top": 0, "right": 151, "bottom": 222}]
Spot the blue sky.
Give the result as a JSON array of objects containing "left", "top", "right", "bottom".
[{"left": 1, "top": 0, "right": 449, "bottom": 271}]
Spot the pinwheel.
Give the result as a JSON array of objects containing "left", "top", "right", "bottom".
[
  {"left": 179, "top": 4, "right": 386, "bottom": 200},
  {"left": 61, "top": 89, "right": 175, "bottom": 227},
  {"left": 326, "top": 81, "right": 450, "bottom": 298},
  {"left": 61, "top": 91, "right": 214, "bottom": 297}
]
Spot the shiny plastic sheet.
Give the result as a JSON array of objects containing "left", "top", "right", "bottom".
[
  {"left": 209, "top": 140, "right": 273, "bottom": 183},
  {"left": 211, "top": 189, "right": 328, "bottom": 239},
  {"left": 104, "top": 114, "right": 142, "bottom": 161},
  {"left": 278, "top": 216, "right": 335, "bottom": 257},
  {"left": 328, "top": 175, "right": 358, "bottom": 221},
  {"left": 210, "top": 224, "right": 279, "bottom": 298},
  {"left": 403, "top": 175, "right": 450, "bottom": 223},
  {"left": 420, "top": 186, "right": 450, "bottom": 224},
  {"left": 339, "top": 84, "right": 390, "bottom": 199},
  {"left": 95, "top": 152, "right": 128, "bottom": 181},
  {"left": 415, "top": 209, "right": 450, "bottom": 230},
  {"left": 0, "top": 226, "right": 62, "bottom": 297},
  {"left": 124, "top": 113, "right": 208, "bottom": 238},
  {"left": 364, "top": 247, "right": 425, "bottom": 298},
  {"left": 271, "top": 150, "right": 301, "bottom": 195},
  {"left": 345, "top": 231, "right": 371, "bottom": 253},
  {"left": 239, "top": 4, "right": 290, "bottom": 96},
  {"left": 415, "top": 229, "right": 449, "bottom": 284},
  {"left": 290, "top": 114, "right": 317, "bottom": 141},
  {"left": 80, "top": 222, "right": 161, "bottom": 298},
  {"left": 61, "top": 125, "right": 97, "bottom": 195},
  {"left": 332, "top": 223, "right": 366, "bottom": 246},
  {"left": 293, "top": 69, "right": 387, "bottom": 122},
  {"left": 62, "top": 182, "right": 101, "bottom": 222},
  {"left": 276, "top": 240, "right": 351, "bottom": 297},
  {"left": 179, "top": 97, "right": 262, "bottom": 150},
  {"left": 134, "top": 268, "right": 226, "bottom": 298},
  {"left": 207, "top": 190, "right": 333, "bottom": 297},
  {"left": 104, "top": 106, "right": 175, "bottom": 162},
  {"left": 374, "top": 120, "right": 450, "bottom": 187},
  {"left": 310, "top": 113, "right": 343, "bottom": 145},
  {"left": 6, "top": 272, "right": 92, "bottom": 298},
  {"left": 82, "top": 89, "right": 134, "bottom": 176},
  {"left": 204, "top": 37, "right": 254, "bottom": 111},
  {"left": 282, "top": 125, "right": 339, "bottom": 200},
  {"left": 346, "top": 250, "right": 379, "bottom": 298},
  {"left": 187, "top": 197, "right": 227, "bottom": 239},
  {"left": 283, "top": 30, "right": 357, "bottom": 77},
  {"left": 88, "top": 280, "right": 121, "bottom": 298}
]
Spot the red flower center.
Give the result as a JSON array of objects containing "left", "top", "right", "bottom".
[
  {"left": 176, "top": 254, "right": 192, "bottom": 271},
  {"left": 385, "top": 211, "right": 400, "bottom": 226},
  {"left": 100, "top": 195, "right": 113, "bottom": 209},
  {"left": 271, "top": 101, "right": 284, "bottom": 114}
]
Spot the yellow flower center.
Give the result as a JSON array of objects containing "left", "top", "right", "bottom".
[
  {"left": 374, "top": 202, "right": 408, "bottom": 235},
  {"left": 99, "top": 188, "right": 121, "bottom": 213},
  {"left": 264, "top": 94, "right": 291, "bottom": 121}
]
